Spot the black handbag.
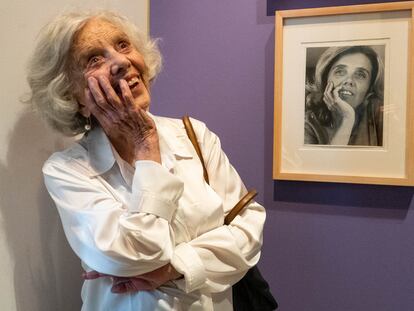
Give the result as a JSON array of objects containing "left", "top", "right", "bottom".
[
  {"left": 183, "top": 116, "right": 278, "bottom": 310},
  {"left": 232, "top": 265, "right": 278, "bottom": 310}
]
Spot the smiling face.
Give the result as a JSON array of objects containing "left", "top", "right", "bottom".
[
  {"left": 70, "top": 18, "right": 150, "bottom": 115},
  {"left": 327, "top": 52, "right": 373, "bottom": 109}
]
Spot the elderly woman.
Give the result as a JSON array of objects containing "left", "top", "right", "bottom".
[
  {"left": 27, "top": 11, "right": 265, "bottom": 311},
  {"left": 305, "top": 45, "right": 384, "bottom": 146}
]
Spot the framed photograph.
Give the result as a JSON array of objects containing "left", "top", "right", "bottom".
[{"left": 273, "top": 2, "right": 414, "bottom": 185}]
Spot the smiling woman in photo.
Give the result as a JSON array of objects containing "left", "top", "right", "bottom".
[{"left": 304, "top": 45, "right": 384, "bottom": 146}]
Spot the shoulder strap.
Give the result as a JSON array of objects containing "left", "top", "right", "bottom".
[
  {"left": 182, "top": 115, "right": 210, "bottom": 184},
  {"left": 224, "top": 189, "right": 257, "bottom": 225},
  {"left": 182, "top": 116, "right": 258, "bottom": 224}
]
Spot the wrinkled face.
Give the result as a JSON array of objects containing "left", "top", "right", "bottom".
[
  {"left": 327, "top": 52, "right": 373, "bottom": 109},
  {"left": 70, "top": 18, "right": 150, "bottom": 115}
]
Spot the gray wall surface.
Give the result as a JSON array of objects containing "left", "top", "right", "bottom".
[
  {"left": 0, "top": 1, "right": 148, "bottom": 310},
  {"left": 150, "top": 1, "right": 414, "bottom": 310}
]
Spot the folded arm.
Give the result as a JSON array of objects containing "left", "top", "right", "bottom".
[
  {"left": 44, "top": 154, "right": 184, "bottom": 277},
  {"left": 170, "top": 119, "right": 266, "bottom": 293}
]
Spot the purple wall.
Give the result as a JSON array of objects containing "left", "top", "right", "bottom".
[{"left": 150, "top": 1, "right": 414, "bottom": 310}]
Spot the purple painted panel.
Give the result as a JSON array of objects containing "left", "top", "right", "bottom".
[
  {"left": 150, "top": 0, "right": 414, "bottom": 310},
  {"left": 267, "top": 0, "right": 407, "bottom": 15}
]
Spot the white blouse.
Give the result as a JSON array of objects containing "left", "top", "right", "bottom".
[{"left": 43, "top": 114, "right": 265, "bottom": 311}]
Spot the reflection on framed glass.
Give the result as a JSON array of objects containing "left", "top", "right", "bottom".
[{"left": 273, "top": 2, "right": 414, "bottom": 185}]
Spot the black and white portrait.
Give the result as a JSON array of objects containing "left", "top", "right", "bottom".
[{"left": 304, "top": 45, "right": 385, "bottom": 146}]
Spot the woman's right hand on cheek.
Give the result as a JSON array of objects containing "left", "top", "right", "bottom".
[
  {"left": 84, "top": 76, "right": 161, "bottom": 165},
  {"left": 323, "top": 81, "right": 355, "bottom": 120},
  {"left": 324, "top": 81, "right": 355, "bottom": 145}
]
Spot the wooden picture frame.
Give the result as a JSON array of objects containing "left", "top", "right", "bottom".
[
  {"left": 266, "top": 0, "right": 409, "bottom": 15},
  {"left": 273, "top": 2, "right": 414, "bottom": 185}
]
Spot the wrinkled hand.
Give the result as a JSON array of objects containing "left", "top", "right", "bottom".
[
  {"left": 82, "top": 264, "right": 182, "bottom": 294},
  {"left": 84, "top": 76, "right": 161, "bottom": 165}
]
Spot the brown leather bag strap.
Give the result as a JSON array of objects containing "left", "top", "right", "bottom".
[
  {"left": 182, "top": 115, "right": 210, "bottom": 184},
  {"left": 224, "top": 189, "right": 258, "bottom": 225},
  {"left": 182, "top": 115, "right": 258, "bottom": 224}
]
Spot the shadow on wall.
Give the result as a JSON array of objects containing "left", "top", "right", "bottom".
[
  {"left": 273, "top": 180, "right": 414, "bottom": 219},
  {"left": 0, "top": 109, "right": 82, "bottom": 311}
]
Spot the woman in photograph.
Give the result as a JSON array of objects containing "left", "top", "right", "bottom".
[
  {"left": 304, "top": 45, "right": 384, "bottom": 146},
  {"left": 26, "top": 11, "right": 265, "bottom": 310}
]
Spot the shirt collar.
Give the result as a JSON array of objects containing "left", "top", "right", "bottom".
[
  {"left": 151, "top": 113, "right": 194, "bottom": 160},
  {"left": 84, "top": 125, "right": 115, "bottom": 177},
  {"left": 83, "top": 113, "right": 193, "bottom": 177}
]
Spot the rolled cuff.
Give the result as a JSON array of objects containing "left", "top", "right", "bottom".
[
  {"left": 171, "top": 242, "right": 206, "bottom": 293},
  {"left": 130, "top": 161, "right": 184, "bottom": 222}
]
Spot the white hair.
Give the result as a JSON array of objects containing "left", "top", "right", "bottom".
[{"left": 26, "top": 11, "right": 162, "bottom": 136}]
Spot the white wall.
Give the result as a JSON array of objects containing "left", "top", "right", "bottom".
[{"left": 0, "top": 1, "right": 149, "bottom": 310}]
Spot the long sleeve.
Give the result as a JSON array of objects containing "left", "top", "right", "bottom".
[
  {"left": 43, "top": 150, "right": 184, "bottom": 277},
  {"left": 305, "top": 110, "right": 329, "bottom": 145},
  {"left": 171, "top": 119, "right": 266, "bottom": 293}
]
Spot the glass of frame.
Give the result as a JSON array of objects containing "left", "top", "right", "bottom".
[{"left": 273, "top": 2, "right": 414, "bottom": 185}]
